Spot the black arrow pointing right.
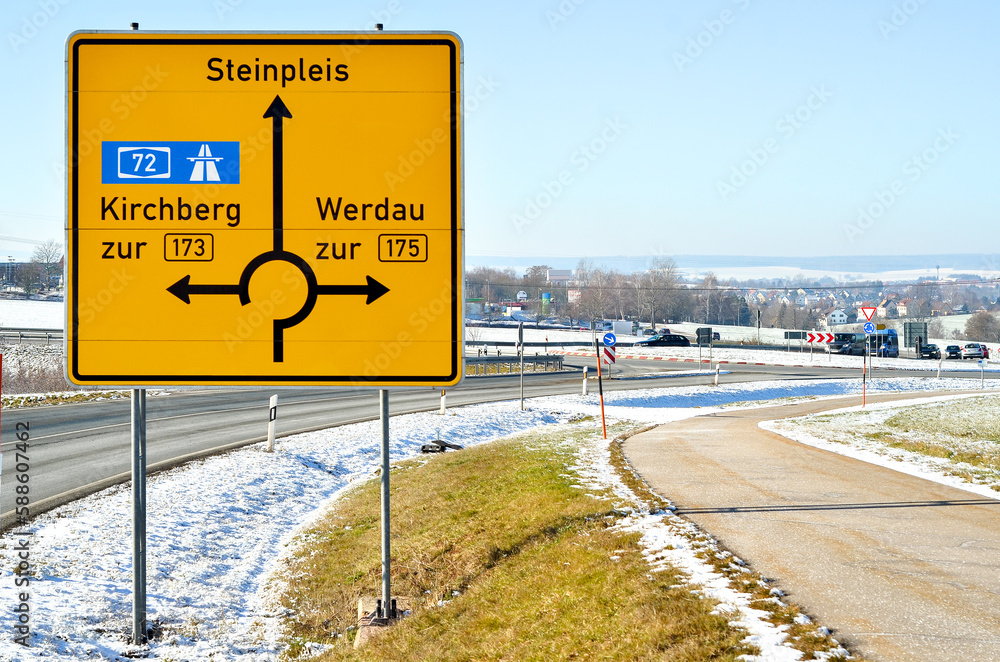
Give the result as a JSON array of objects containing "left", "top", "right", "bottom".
[{"left": 317, "top": 276, "right": 390, "bottom": 305}]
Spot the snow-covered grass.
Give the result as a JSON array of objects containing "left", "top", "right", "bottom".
[
  {"left": 0, "top": 344, "right": 67, "bottom": 395},
  {"left": 2, "top": 377, "right": 992, "bottom": 660},
  {"left": 762, "top": 393, "right": 1000, "bottom": 496}
]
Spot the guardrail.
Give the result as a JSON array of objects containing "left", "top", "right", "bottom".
[
  {"left": 0, "top": 327, "right": 63, "bottom": 345},
  {"left": 465, "top": 354, "right": 564, "bottom": 375}
]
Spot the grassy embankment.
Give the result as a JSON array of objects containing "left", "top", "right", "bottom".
[
  {"left": 273, "top": 421, "right": 854, "bottom": 661},
  {"left": 795, "top": 394, "right": 1000, "bottom": 490}
]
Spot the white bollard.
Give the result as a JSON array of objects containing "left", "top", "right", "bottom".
[
  {"left": 266, "top": 394, "right": 277, "bottom": 452},
  {"left": 937, "top": 358, "right": 942, "bottom": 379},
  {"left": 440, "top": 389, "right": 446, "bottom": 415},
  {"left": 714, "top": 365, "right": 720, "bottom": 386},
  {"left": 582, "top": 366, "right": 589, "bottom": 396}
]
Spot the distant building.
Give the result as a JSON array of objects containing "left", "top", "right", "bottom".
[
  {"left": 546, "top": 269, "right": 574, "bottom": 284},
  {"left": 827, "top": 309, "right": 848, "bottom": 326},
  {"left": 876, "top": 298, "right": 898, "bottom": 319}
]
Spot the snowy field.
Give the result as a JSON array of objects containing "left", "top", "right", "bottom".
[
  {"left": 2, "top": 377, "right": 998, "bottom": 660},
  {"left": 0, "top": 300, "right": 62, "bottom": 329}
]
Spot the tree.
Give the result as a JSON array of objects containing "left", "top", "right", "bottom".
[
  {"left": 648, "top": 257, "right": 685, "bottom": 325},
  {"left": 699, "top": 273, "right": 720, "bottom": 323},
  {"left": 13, "top": 262, "right": 45, "bottom": 295},
  {"left": 31, "top": 238, "right": 63, "bottom": 290},
  {"left": 964, "top": 311, "right": 1000, "bottom": 342}
]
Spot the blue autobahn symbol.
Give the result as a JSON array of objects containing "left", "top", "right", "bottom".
[{"left": 102, "top": 141, "right": 240, "bottom": 184}]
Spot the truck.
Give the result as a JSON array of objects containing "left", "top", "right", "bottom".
[{"left": 612, "top": 320, "right": 632, "bottom": 338}]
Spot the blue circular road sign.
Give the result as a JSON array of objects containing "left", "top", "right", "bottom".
[
  {"left": 603, "top": 332, "right": 616, "bottom": 346},
  {"left": 863, "top": 322, "right": 875, "bottom": 334}
]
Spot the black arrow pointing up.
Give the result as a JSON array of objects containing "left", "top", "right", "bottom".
[
  {"left": 263, "top": 95, "right": 292, "bottom": 252},
  {"left": 166, "top": 275, "right": 239, "bottom": 304}
]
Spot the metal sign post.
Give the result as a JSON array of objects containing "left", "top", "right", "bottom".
[
  {"left": 518, "top": 322, "right": 524, "bottom": 411},
  {"left": 131, "top": 388, "right": 147, "bottom": 644},
  {"left": 594, "top": 339, "right": 607, "bottom": 439},
  {"left": 379, "top": 390, "right": 392, "bottom": 618}
]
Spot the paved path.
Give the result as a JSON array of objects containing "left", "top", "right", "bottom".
[{"left": 623, "top": 393, "right": 1000, "bottom": 662}]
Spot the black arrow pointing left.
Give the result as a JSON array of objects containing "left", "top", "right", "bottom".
[{"left": 166, "top": 275, "right": 239, "bottom": 304}]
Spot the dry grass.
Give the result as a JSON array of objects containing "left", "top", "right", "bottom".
[
  {"left": 276, "top": 425, "right": 753, "bottom": 661},
  {"left": 1, "top": 345, "right": 68, "bottom": 395}
]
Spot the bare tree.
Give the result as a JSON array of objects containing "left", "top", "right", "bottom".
[
  {"left": 648, "top": 257, "right": 684, "bottom": 326},
  {"left": 699, "top": 273, "right": 719, "bottom": 323},
  {"left": 31, "top": 238, "right": 63, "bottom": 290},
  {"left": 965, "top": 311, "right": 1000, "bottom": 342},
  {"left": 13, "top": 262, "right": 45, "bottom": 295}
]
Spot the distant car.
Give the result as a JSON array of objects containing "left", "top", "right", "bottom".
[
  {"left": 962, "top": 343, "right": 984, "bottom": 360},
  {"left": 945, "top": 345, "right": 962, "bottom": 359},
  {"left": 642, "top": 328, "right": 657, "bottom": 336},
  {"left": 980, "top": 344, "right": 990, "bottom": 359},
  {"left": 712, "top": 331, "right": 721, "bottom": 341},
  {"left": 919, "top": 343, "right": 941, "bottom": 359},
  {"left": 635, "top": 334, "right": 691, "bottom": 347}
]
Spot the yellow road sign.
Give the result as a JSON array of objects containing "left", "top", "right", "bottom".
[{"left": 67, "top": 32, "right": 463, "bottom": 386}]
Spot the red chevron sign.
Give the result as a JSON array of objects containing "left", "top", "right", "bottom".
[
  {"left": 603, "top": 346, "right": 616, "bottom": 364},
  {"left": 807, "top": 333, "right": 834, "bottom": 343}
]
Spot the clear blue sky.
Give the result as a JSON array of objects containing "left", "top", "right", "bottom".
[{"left": 1, "top": 0, "right": 997, "bottom": 262}]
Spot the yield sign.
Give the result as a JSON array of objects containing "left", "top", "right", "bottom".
[{"left": 860, "top": 307, "right": 877, "bottom": 321}]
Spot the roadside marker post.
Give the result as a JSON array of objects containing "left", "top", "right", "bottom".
[
  {"left": 582, "top": 365, "right": 588, "bottom": 396},
  {"left": 594, "top": 340, "right": 607, "bottom": 439},
  {"left": 266, "top": 395, "right": 278, "bottom": 452}
]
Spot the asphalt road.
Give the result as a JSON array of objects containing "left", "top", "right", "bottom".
[
  {"left": 0, "top": 355, "right": 993, "bottom": 530},
  {"left": 624, "top": 393, "right": 1000, "bottom": 662}
]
